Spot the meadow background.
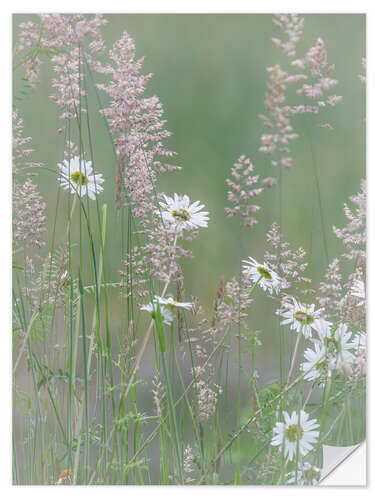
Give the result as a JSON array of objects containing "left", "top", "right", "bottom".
[
  {"left": 12, "top": 14, "right": 365, "bottom": 484},
  {"left": 13, "top": 13, "right": 365, "bottom": 375}
]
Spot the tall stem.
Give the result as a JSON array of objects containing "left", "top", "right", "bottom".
[{"left": 287, "top": 331, "right": 302, "bottom": 383}]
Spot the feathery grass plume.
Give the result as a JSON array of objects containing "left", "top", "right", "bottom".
[
  {"left": 96, "top": 31, "right": 179, "bottom": 210},
  {"left": 318, "top": 182, "right": 366, "bottom": 329},
  {"left": 254, "top": 452, "right": 279, "bottom": 485},
  {"left": 260, "top": 16, "right": 342, "bottom": 168},
  {"left": 259, "top": 64, "right": 302, "bottom": 168},
  {"left": 50, "top": 48, "right": 87, "bottom": 120},
  {"left": 12, "top": 108, "right": 50, "bottom": 344},
  {"left": 24, "top": 56, "right": 41, "bottom": 88},
  {"left": 359, "top": 57, "right": 366, "bottom": 84},
  {"left": 13, "top": 178, "right": 46, "bottom": 251},
  {"left": 225, "top": 155, "right": 263, "bottom": 227},
  {"left": 183, "top": 445, "right": 195, "bottom": 484},
  {"left": 19, "top": 248, "right": 70, "bottom": 327},
  {"left": 211, "top": 276, "right": 225, "bottom": 328},
  {"left": 121, "top": 192, "right": 206, "bottom": 301},
  {"left": 39, "top": 247, "right": 70, "bottom": 308},
  {"left": 333, "top": 180, "right": 366, "bottom": 265},
  {"left": 340, "top": 270, "right": 366, "bottom": 329},
  {"left": 262, "top": 176, "right": 278, "bottom": 189},
  {"left": 182, "top": 297, "right": 222, "bottom": 420},
  {"left": 120, "top": 246, "right": 149, "bottom": 300},
  {"left": 185, "top": 296, "right": 210, "bottom": 345},
  {"left": 196, "top": 378, "right": 222, "bottom": 420},
  {"left": 12, "top": 111, "right": 46, "bottom": 253},
  {"left": 16, "top": 14, "right": 107, "bottom": 93},
  {"left": 12, "top": 109, "right": 43, "bottom": 174},
  {"left": 347, "top": 351, "right": 366, "bottom": 389},
  {"left": 151, "top": 374, "right": 166, "bottom": 418},
  {"left": 214, "top": 275, "right": 254, "bottom": 331},
  {"left": 318, "top": 258, "right": 343, "bottom": 321},
  {"left": 46, "top": 15, "right": 107, "bottom": 122},
  {"left": 264, "top": 222, "right": 312, "bottom": 300},
  {"left": 346, "top": 331, "right": 366, "bottom": 388},
  {"left": 291, "top": 37, "right": 342, "bottom": 126},
  {"left": 13, "top": 109, "right": 46, "bottom": 251},
  {"left": 190, "top": 342, "right": 222, "bottom": 420},
  {"left": 92, "top": 30, "right": 200, "bottom": 315},
  {"left": 259, "top": 15, "right": 306, "bottom": 169},
  {"left": 272, "top": 14, "right": 304, "bottom": 58}
]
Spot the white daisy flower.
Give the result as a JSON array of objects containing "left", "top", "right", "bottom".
[
  {"left": 271, "top": 410, "right": 320, "bottom": 462},
  {"left": 286, "top": 462, "right": 321, "bottom": 485},
  {"left": 313, "top": 321, "right": 356, "bottom": 373},
  {"left": 159, "top": 194, "right": 209, "bottom": 230},
  {"left": 346, "top": 331, "right": 366, "bottom": 376},
  {"left": 277, "top": 297, "right": 322, "bottom": 338},
  {"left": 351, "top": 279, "right": 365, "bottom": 306},
  {"left": 242, "top": 256, "right": 283, "bottom": 294},
  {"left": 58, "top": 156, "right": 104, "bottom": 200},
  {"left": 155, "top": 296, "right": 193, "bottom": 310},
  {"left": 312, "top": 317, "right": 332, "bottom": 343},
  {"left": 140, "top": 301, "right": 174, "bottom": 326},
  {"left": 324, "top": 323, "right": 354, "bottom": 371},
  {"left": 301, "top": 343, "right": 329, "bottom": 382}
]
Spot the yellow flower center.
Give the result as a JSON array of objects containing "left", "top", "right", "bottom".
[
  {"left": 257, "top": 266, "right": 272, "bottom": 280},
  {"left": 315, "top": 359, "right": 327, "bottom": 373},
  {"left": 307, "top": 465, "right": 320, "bottom": 482},
  {"left": 324, "top": 337, "right": 339, "bottom": 351},
  {"left": 58, "top": 469, "right": 72, "bottom": 481},
  {"left": 71, "top": 171, "right": 89, "bottom": 186},
  {"left": 285, "top": 424, "right": 303, "bottom": 443},
  {"left": 172, "top": 208, "right": 191, "bottom": 221},
  {"left": 295, "top": 310, "right": 314, "bottom": 324}
]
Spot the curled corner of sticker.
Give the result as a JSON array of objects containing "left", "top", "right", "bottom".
[{"left": 320, "top": 442, "right": 366, "bottom": 486}]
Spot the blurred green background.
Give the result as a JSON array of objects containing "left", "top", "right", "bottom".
[{"left": 13, "top": 14, "right": 365, "bottom": 374}]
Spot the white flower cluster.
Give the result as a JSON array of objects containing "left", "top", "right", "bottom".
[
  {"left": 277, "top": 297, "right": 322, "bottom": 339},
  {"left": 271, "top": 410, "right": 319, "bottom": 463},
  {"left": 140, "top": 295, "right": 193, "bottom": 326},
  {"left": 159, "top": 193, "right": 209, "bottom": 231},
  {"left": 58, "top": 156, "right": 104, "bottom": 200},
  {"left": 139, "top": 193, "right": 207, "bottom": 324},
  {"left": 275, "top": 294, "right": 365, "bottom": 384},
  {"left": 242, "top": 256, "right": 284, "bottom": 295},
  {"left": 285, "top": 461, "right": 321, "bottom": 485}
]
